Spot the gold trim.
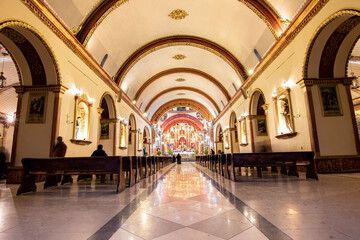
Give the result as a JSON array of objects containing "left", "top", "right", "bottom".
[
  {"left": 303, "top": 9, "right": 360, "bottom": 79},
  {"left": 173, "top": 54, "right": 186, "bottom": 60},
  {"left": 14, "top": 85, "right": 68, "bottom": 94},
  {"left": 168, "top": 9, "right": 189, "bottom": 20}
]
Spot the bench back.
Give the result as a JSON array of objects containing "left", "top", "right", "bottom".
[
  {"left": 22, "top": 156, "right": 121, "bottom": 174},
  {"left": 232, "top": 151, "right": 314, "bottom": 165}
]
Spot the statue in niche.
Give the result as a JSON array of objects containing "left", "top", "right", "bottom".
[{"left": 279, "top": 97, "right": 292, "bottom": 133}]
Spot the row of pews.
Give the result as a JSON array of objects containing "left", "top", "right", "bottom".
[
  {"left": 196, "top": 152, "right": 318, "bottom": 181},
  {"left": 17, "top": 155, "right": 173, "bottom": 195}
]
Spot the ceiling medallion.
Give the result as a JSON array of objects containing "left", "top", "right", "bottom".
[
  {"left": 173, "top": 54, "right": 186, "bottom": 60},
  {"left": 168, "top": 9, "right": 189, "bottom": 20},
  {"left": 176, "top": 93, "right": 185, "bottom": 95},
  {"left": 175, "top": 78, "right": 186, "bottom": 82}
]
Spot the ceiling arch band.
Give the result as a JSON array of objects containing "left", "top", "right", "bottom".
[
  {"left": 134, "top": 68, "right": 231, "bottom": 101},
  {"left": 115, "top": 35, "right": 249, "bottom": 86},
  {"left": 143, "top": 87, "right": 221, "bottom": 114},
  {"left": 161, "top": 114, "right": 204, "bottom": 132},
  {"left": 75, "top": 0, "right": 283, "bottom": 46},
  {"left": 151, "top": 99, "right": 213, "bottom": 123}
]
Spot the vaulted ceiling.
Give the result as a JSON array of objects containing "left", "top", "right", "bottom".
[{"left": 44, "top": 0, "right": 309, "bottom": 122}]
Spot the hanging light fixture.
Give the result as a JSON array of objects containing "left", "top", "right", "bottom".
[{"left": 0, "top": 52, "right": 7, "bottom": 88}]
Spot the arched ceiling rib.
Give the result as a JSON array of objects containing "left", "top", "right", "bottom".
[
  {"left": 115, "top": 35, "right": 248, "bottom": 85},
  {"left": 73, "top": 0, "right": 284, "bottom": 45},
  {"left": 134, "top": 68, "right": 231, "bottom": 101},
  {"left": 144, "top": 87, "right": 221, "bottom": 114},
  {"left": 151, "top": 99, "right": 213, "bottom": 123},
  {"left": 161, "top": 114, "right": 204, "bottom": 132}
]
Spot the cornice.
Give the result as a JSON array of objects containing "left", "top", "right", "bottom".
[{"left": 14, "top": 84, "right": 68, "bottom": 93}]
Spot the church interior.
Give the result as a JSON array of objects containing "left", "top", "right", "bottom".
[{"left": 1, "top": 0, "right": 360, "bottom": 239}]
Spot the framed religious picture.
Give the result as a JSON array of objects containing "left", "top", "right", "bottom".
[
  {"left": 274, "top": 88, "right": 295, "bottom": 136},
  {"left": 100, "top": 123, "right": 109, "bottom": 139},
  {"left": 319, "top": 86, "right": 342, "bottom": 116},
  {"left": 26, "top": 92, "right": 48, "bottom": 123},
  {"left": 256, "top": 118, "right": 267, "bottom": 136},
  {"left": 239, "top": 118, "right": 248, "bottom": 145}
]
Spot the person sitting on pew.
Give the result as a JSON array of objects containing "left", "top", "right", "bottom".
[
  {"left": 51, "top": 136, "right": 69, "bottom": 183},
  {"left": 90, "top": 145, "right": 108, "bottom": 182}
]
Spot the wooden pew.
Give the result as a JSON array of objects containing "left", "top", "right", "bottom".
[
  {"left": 17, "top": 156, "right": 126, "bottom": 195},
  {"left": 227, "top": 152, "right": 318, "bottom": 181}
]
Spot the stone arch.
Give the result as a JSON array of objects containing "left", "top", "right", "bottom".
[
  {"left": 98, "top": 93, "right": 116, "bottom": 155},
  {"left": 249, "top": 89, "right": 271, "bottom": 153},
  {"left": 143, "top": 125, "right": 151, "bottom": 155},
  {"left": 0, "top": 21, "right": 62, "bottom": 166},
  {"left": 229, "top": 111, "right": 240, "bottom": 153},
  {"left": 128, "top": 113, "right": 137, "bottom": 156},
  {"left": 304, "top": 10, "right": 360, "bottom": 79},
  {"left": 215, "top": 123, "right": 224, "bottom": 154}
]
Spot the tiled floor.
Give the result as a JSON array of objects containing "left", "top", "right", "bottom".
[{"left": 1, "top": 163, "right": 360, "bottom": 239}]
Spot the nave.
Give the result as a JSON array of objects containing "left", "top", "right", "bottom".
[{"left": 1, "top": 163, "right": 360, "bottom": 240}]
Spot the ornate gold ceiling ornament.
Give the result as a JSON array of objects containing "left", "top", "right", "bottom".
[
  {"left": 173, "top": 54, "right": 186, "bottom": 60},
  {"left": 175, "top": 78, "right": 186, "bottom": 82},
  {"left": 168, "top": 9, "right": 189, "bottom": 20}
]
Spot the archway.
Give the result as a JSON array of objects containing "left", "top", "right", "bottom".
[
  {"left": 127, "top": 114, "right": 137, "bottom": 156},
  {"left": 0, "top": 21, "right": 61, "bottom": 170},
  {"left": 302, "top": 10, "right": 360, "bottom": 172},
  {"left": 249, "top": 90, "right": 271, "bottom": 153},
  {"left": 143, "top": 126, "right": 150, "bottom": 156},
  {"left": 229, "top": 112, "right": 240, "bottom": 153},
  {"left": 215, "top": 124, "right": 224, "bottom": 154},
  {"left": 98, "top": 93, "right": 116, "bottom": 156}
]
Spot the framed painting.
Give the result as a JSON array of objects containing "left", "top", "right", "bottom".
[
  {"left": 256, "top": 118, "right": 267, "bottom": 136},
  {"left": 26, "top": 92, "right": 48, "bottom": 123},
  {"left": 319, "top": 86, "right": 342, "bottom": 116},
  {"left": 100, "top": 123, "right": 109, "bottom": 139}
]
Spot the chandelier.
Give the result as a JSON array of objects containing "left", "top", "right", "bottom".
[{"left": 0, "top": 52, "right": 7, "bottom": 88}]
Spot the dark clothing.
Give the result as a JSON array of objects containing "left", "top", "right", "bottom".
[
  {"left": 176, "top": 154, "right": 181, "bottom": 164},
  {"left": 0, "top": 151, "right": 6, "bottom": 178},
  {"left": 211, "top": 149, "right": 215, "bottom": 155},
  {"left": 91, "top": 149, "right": 108, "bottom": 157},
  {"left": 52, "top": 142, "right": 67, "bottom": 157},
  {"left": 172, "top": 155, "right": 176, "bottom": 163}
]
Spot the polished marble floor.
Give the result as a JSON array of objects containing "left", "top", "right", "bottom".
[{"left": 0, "top": 163, "right": 360, "bottom": 240}]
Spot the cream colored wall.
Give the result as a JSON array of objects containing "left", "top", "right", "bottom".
[
  {"left": 15, "top": 92, "right": 55, "bottom": 166},
  {"left": 214, "top": 0, "right": 360, "bottom": 155},
  {"left": 2, "top": 0, "right": 152, "bottom": 164}
]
